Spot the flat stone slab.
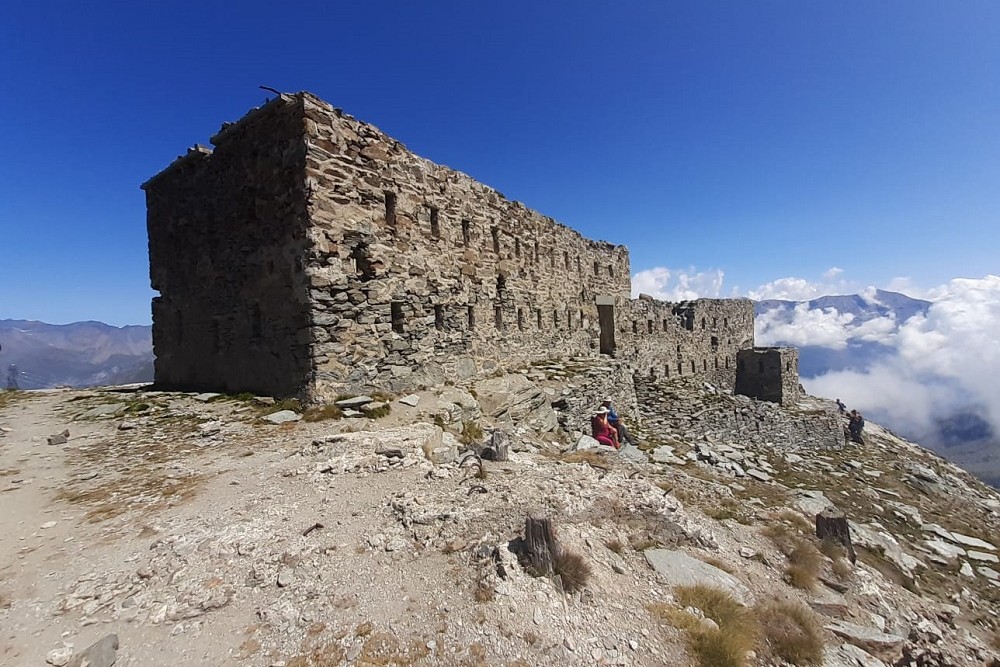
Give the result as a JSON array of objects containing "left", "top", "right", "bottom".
[
  {"left": 966, "top": 550, "right": 999, "bottom": 563},
  {"left": 66, "top": 633, "right": 119, "bottom": 667},
  {"left": 194, "top": 392, "right": 221, "bottom": 402},
  {"left": 746, "top": 468, "right": 771, "bottom": 482},
  {"left": 923, "top": 539, "right": 965, "bottom": 560},
  {"left": 947, "top": 532, "right": 995, "bottom": 551},
  {"left": 822, "top": 643, "right": 889, "bottom": 667},
  {"left": 644, "top": 549, "right": 750, "bottom": 604},
  {"left": 80, "top": 404, "right": 125, "bottom": 419},
  {"left": 398, "top": 394, "right": 420, "bottom": 407},
  {"left": 335, "top": 395, "right": 374, "bottom": 408},
  {"left": 977, "top": 566, "right": 999, "bottom": 581},
  {"left": 825, "top": 620, "right": 905, "bottom": 654},
  {"left": 263, "top": 410, "right": 301, "bottom": 424}
]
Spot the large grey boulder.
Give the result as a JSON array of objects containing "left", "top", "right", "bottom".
[
  {"left": 436, "top": 387, "right": 481, "bottom": 425},
  {"left": 66, "top": 634, "right": 119, "bottom": 667},
  {"left": 825, "top": 621, "right": 904, "bottom": 657},
  {"left": 473, "top": 374, "right": 558, "bottom": 433},
  {"left": 644, "top": 549, "right": 751, "bottom": 604},
  {"left": 263, "top": 410, "right": 301, "bottom": 425}
]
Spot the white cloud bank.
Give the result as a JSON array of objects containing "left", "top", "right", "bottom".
[{"left": 631, "top": 265, "right": 1000, "bottom": 447}]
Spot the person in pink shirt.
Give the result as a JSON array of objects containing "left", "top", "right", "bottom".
[{"left": 590, "top": 406, "right": 620, "bottom": 449}]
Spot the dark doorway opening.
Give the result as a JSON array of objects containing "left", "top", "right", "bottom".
[{"left": 597, "top": 304, "right": 616, "bottom": 356}]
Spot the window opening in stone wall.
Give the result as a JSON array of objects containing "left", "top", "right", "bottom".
[
  {"left": 462, "top": 219, "right": 471, "bottom": 246},
  {"left": 576, "top": 256, "right": 581, "bottom": 272},
  {"left": 593, "top": 261, "right": 600, "bottom": 276},
  {"left": 676, "top": 344, "right": 681, "bottom": 356},
  {"left": 713, "top": 317, "right": 718, "bottom": 327},
  {"left": 550, "top": 249, "right": 555, "bottom": 268},
  {"left": 351, "top": 243, "right": 376, "bottom": 281},
  {"left": 662, "top": 319, "right": 668, "bottom": 332},
  {"left": 434, "top": 305, "right": 445, "bottom": 331},
  {"left": 664, "top": 366, "right": 669, "bottom": 378},
  {"left": 632, "top": 321, "right": 638, "bottom": 334},
  {"left": 724, "top": 317, "right": 729, "bottom": 328},
  {"left": 515, "top": 238, "right": 521, "bottom": 258},
  {"left": 714, "top": 357, "right": 719, "bottom": 370},
  {"left": 597, "top": 304, "right": 616, "bottom": 355},
  {"left": 429, "top": 206, "right": 440, "bottom": 238},
  {"left": 491, "top": 227, "right": 500, "bottom": 253},
  {"left": 553, "top": 310, "right": 560, "bottom": 329},
  {"left": 608, "top": 265, "right": 614, "bottom": 277},
  {"left": 518, "top": 308, "right": 525, "bottom": 331},
  {"left": 703, "top": 359, "right": 707, "bottom": 371},
  {"left": 534, "top": 241, "right": 539, "bottom": 263},
  {"left": 467, "top": 306, "right": 475, "bottom": 330},
  {"left": 711, "top": 336, "right": 719, "bottom": 348},
  {"left": 391, "top": 302, "right": 405, "bottom": 333},
  {"left": 726, "top": 357, "right": 730, "bottom": 369},
  {"left": 647, "top": 320, "right": 654, "bottom": 334},
  {"left": 677, "top": 361, "right": 683, "bottom": 374},
  {"left": 495, "top": 306, "right": 503, "bottom": 330},
  {"left": 384, "top": 191, "right": 396, "bottom": 227},
  {"left": 536, "top": 309, "right": 543, "bottom": 329},
  {"left": 564, "top": 251, "right": 570, "bottom": 269},
  {"left": 251, "top": 304, "right": 262, "bottom": 339},
  {"left": 691, "top": 360, "right": 695, "bottom": 373},
  {"left": 567, "top": 309, "right": 572, "bottom": 329},
  {"left": 786, "top": 360, "right": 791, "bottom": 371},
  {"left": 701, "top": 318, "right": 706, "bottom": 329},
  {"left": 497, "top": 275, "right": 506, "bottom": 295},
  {"left": 579, "top": 309, "right": 584, "bottom": 328}
]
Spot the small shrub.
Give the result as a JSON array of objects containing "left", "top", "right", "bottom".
[
  {"left": 605, "top": 539, "right": 625, "bottom": 554},
  {"left": 756, "top": 599, "right": 824, "bottom": 665},
  {"left": 786, "top": 541, "right": 822, "bottom": 591},
  {"left": 433, "top": 414, "right": 446, "bottom": 429},
  {"left": 473, "top": 582, "right": 495, "bottom": 602},
  {"left": 553, "top": 550, "right": 591, "bottom": 593},
  {"left": 819, "top": 537, "right": 846, "bottom": 561},
  {"left": 459, "top": 420, "right": 483, "bottom": 445},
  {"left": 365, "top": 403, "right": 391, "bottom": 419},
  {"left": 665, "top": 585, "right": 757, "bottom": 667},
  {"left": 302, "top": 404, "right": 343, "bottom": 422},
  {"left": 269, "top": 398, "right": 302, "bottom": 413},
  {"left": 124, "top": 401, "right": 151, "bottom": 414},
  {"left": 831, "top": 558, "right": 853, "bottom": 580}
]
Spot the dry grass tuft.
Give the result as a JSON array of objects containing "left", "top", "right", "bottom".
[
  {"left": 702, "top": 555, "right": 736, "bottom": 574},
  {"left": 553, "top": 549, "right": 592, "bottom": 593},
  {"left": 756, "top": 599, "right": 824, "bottom": 665},
  {"left": 459, "top": 420, "right": 483, "bottom": 445},
  {"left": 819, "top": 537, "right": 846, "bottom": 561},
  {"left": 365, "top": 403, "right": 391, "bottom": 419},
  {"left": 557, "top": 449, "right": 613, "bottom": 470},
  {"left": 661, "top": 585, "right": 757, "bottom": 667},
  {"left": 786, "top": 541, "right": 823, "bottom": 591},
  {"left": 302, "top": 404, "right": 343, "bottom": 422},
  {"left": 605, "top": 539, "right": 625, "bottom": 554},
  {"left": 831, "top": 558, "right": 853, "bottom": 580}
]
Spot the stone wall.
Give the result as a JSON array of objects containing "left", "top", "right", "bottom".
[
  {"left": 143, "top": 96, "right": 313, "bottom": 396},
  {"left": 734, "top": 347, "right": 801, "bottom": 405},
  {"left": 143, "top": 92, "right": 779, "bottom": 402}
]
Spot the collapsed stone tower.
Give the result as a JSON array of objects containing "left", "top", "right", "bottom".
[{"left": 142, "top": 92, "right": 798, "bottom": 403}]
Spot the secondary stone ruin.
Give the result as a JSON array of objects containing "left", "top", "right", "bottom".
[{"left": 142, "top": 91, "right": 797, "bottom": 403}]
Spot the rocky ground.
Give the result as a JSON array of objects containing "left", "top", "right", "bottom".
[{"left": 1, "top": 358, "right": 999, "bottom": 667}]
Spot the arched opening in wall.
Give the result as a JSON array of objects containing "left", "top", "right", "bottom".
[
  {"left": 494, "top": 306, "right": 503, "bottom": 330},
  {"left": 564, "top": 251, "right": 570, "bottom": 269},
  {"left": 536, "top": 309, "right": 543, "bottom": 329},
  {"left": 518, "top": 308, "right": 525, "bottom": 331},
  {"left": 711, "top": 336, "right": 719, "bottom": 348},
  {"left": 429, "top": 206, "right": 440, "bottom": 238},
  {"left": 467, "top": 306, "right": 475, "bottom": 330},
  {"left": 491, "top": 227, "right": 500, "bottom": 253},
  {"left": 434, "top": 305, "right": 445, "bottom": 331},
  {"left": 350, "top": 243, "right": 376, "bottom": 281},
  {"left": 383, "top": 191, "right": 396, "bottom": 227},
  {"left": 461, "top": 219, "right": 471, "bottom": 246},
  {"left": 690, "top": 360, "right": 695, "bottom": 373},
  {"left": 391, "top": 302, "right": 405, "bottom": 333}
]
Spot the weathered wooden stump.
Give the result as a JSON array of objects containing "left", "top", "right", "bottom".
[
  {"left": 816, "top": 508, "right": 857, "bottom": 564},
  {"left": 523, "top": 516, "right": 559, "bottom": 577}
]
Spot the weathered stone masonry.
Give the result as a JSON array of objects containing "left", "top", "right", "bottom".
[{"left": 143, "top": 92, "right": 797, "bottom": 403}]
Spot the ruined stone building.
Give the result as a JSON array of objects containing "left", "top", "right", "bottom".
[{"left": 143, "top": 92, "right": 797, "bottom": 403}]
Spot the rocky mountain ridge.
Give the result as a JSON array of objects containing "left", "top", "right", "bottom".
[{"left": 1, "top": 359, "right": 999, "bottom": 666}]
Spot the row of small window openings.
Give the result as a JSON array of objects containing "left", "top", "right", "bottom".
[
  {"left": 384, "top": 192, "right": 614, "bottom": 277},
  {"left": 653, "top": 357, "right": 731, "bottom": 378},
  {"left": 391, "top": 302, "right": 586, "bottom": 333},
  {"left": 633, "top": 317, "right": 730, "bottom": 334}
]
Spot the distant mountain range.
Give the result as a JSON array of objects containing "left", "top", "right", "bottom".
[
  {"left": 0, "top": 319, "right": 153, "bottom": 389},
  {"left": 756, "top": 290, "right": 999, "bottom": 488}
]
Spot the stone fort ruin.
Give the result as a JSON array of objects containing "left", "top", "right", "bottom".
[{"left": 143, "top": 92, "right": 798, "bottom": 403}]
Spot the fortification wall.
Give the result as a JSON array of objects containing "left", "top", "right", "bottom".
[
  {"left": 735, "top": 347, "right": 801, "bottom": 404},
  {"left": 143, "top": 96, "right": 314, "bottom": 396},
  {"left": 297, "top": 93, "right": 631, "bottom": 397},
  {"left": 622, "top": 296, "right": 755, "bottom": 387}
]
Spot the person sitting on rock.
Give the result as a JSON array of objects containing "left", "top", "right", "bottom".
[
  {"left": 591, "top": 406, "right": 620, "bottom": 449},
  {"left": 601, "top": 397, "right": 638, "bottom": 447},
  {"left": 848, "top": 410, "right": 865, "bottom": 445}
]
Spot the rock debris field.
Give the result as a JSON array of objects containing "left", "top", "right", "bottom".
[{"left": 1, "top": 362, "right": 1000, "bottom": 666}]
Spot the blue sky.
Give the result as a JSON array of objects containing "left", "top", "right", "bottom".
[{"left": 1, "top": 1, "right": 998, "bottom": 325}]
